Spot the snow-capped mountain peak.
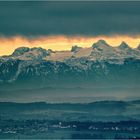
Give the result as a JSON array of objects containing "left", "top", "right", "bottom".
[
  {"left": 119, "top": 41, "right": 130, "bottom": 50},
  {"left": 92, "top": 39, "right": 112, "bottom": 51},
  {"left": 12, "top": 47, "right": 30, "bottom": 57},
  {"left": 2, "top": 40, "right": 140, "bottom": 62},
  {"left": 96, "top": 39, "right": 108, "bottom": 45},
  {"left": 90, "top": 39, "right": 118, "bottom": 60},
  {"left": 11, "top": 47, "right": 52, "bottom": 60},
  {"left": 71, "top": 45, "right": 82, "bottom": 53}
]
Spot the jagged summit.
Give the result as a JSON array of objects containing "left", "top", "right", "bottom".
[
  {"left": 119, "top": 41, "right": 130, "bottom": 50},
  {"left": 30, "top": 47, "right": 51, "bottom": 56},
  {"left": 71, "top": 45, "right": 82, "bottom": 53},
  {"left": 30, "top": 47, "right": 46, "bottom": 51},
  {"left": 96, "top": 39, "right": 108, "bottom": 45},
  {"left": 12, "top": 47, "right": 30, "bottom": 57},
  {"left": 11, "top": 46, "right": 52, "bottom": 60},
  {"left": 92, "top": 39, "right": 111, "bottom": 50},
  {"left": 3, "top": 40, "right": 140, "bottom": 61}
]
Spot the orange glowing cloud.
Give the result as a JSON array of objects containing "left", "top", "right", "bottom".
[{"left": 0, "top": 35, "right": 140, "bottom": 56}]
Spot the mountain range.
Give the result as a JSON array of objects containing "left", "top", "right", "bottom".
[
  {"left": 0, "top": 39, "right": 140, "bottom": 88},
  {"left": 2, "top": 39, "right": 140, "bottom": 61}
]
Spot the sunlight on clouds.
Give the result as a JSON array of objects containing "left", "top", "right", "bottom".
[{"left": 0, "top": 35, "right": 140, "bottom": 56}]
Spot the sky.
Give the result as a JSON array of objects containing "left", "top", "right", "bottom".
[{"left": 0, "top": 1, "right": 140, "bottom": 55}]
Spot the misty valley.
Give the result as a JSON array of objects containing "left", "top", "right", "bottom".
[
  {"left": 0, "top": 101, "right": 140, "bottom": 139},
  {"left": 0, "top": 119, "right": 140, "bottom": 139}
]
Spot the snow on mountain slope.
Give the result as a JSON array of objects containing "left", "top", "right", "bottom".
[
  {"left": 116, "top": 41, "right": 140, "bottom": 59},
  {"left": 74, "top": 47, "right": 92, "bottom": 58},
  {"left": 3, "top": 39, "right": 140, "bottom": 62},
  {"left": 45, "top": 51, "right": 73, "bottom": 61},
  {"left": 12, "top": 47, "right": 30, "bottom": 57},
  {"left": 90, "top": 40, "right": 119, "bottom": 60},
  {"left": 10, "top": 47, "right": 51, "bottom": 60},
  {"left": 0, "top": 39, "right": 140, "bottom": 87}
]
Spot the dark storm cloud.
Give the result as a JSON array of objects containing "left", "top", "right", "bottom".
[{"left": 0, "top": 1, "right": 140, "bottom": 37}]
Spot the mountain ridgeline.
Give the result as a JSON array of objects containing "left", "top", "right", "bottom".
[{"left": 0, "top": 40, "right": 140, "bottom": 88}]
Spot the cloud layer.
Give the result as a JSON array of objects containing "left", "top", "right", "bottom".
[{"left": 0, "top": 1, "right": 140, "bottom": 37}]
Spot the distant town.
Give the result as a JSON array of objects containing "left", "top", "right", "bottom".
[{"left": 0, "top": 119, "right": 140, "bottom": 139}]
